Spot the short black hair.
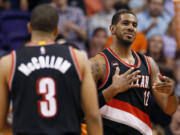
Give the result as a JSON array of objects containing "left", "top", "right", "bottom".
[
  {"left": 92, "top": 27, "right": 107, "bottom": 37},
  {"left": 111, "top": 9, "right": 136, "bottom": 25},
  {"left": 30, "top": 4, "right": 58, "bottom": 32}
]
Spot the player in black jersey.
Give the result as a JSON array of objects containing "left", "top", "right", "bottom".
[
  {"left": 0, "top": 4, "right": 103, "bottom": 135},
  {"left": 90, "top": 9, "right": 179, "bottom": 135}
]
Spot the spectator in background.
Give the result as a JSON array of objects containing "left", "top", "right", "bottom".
[
  {"left": 162, "top": 19, "right": 177, "bottom": 67},
  {"left": 0, "top": 0, "right": 9, "bottom": 11},
  {"left": 53, "top": 0, "right": 87, "bottom": 50},
  {"left": 113, "top": 0, "right": 131, "bottom": 11},
  {"left": 146, "top": 35, "right": 175, "bottom": 130},
  {"left": 9, "top": 0, "right": 51, "bottom": 11},
  {"left": 88, "top": 27, "right": 107, "bottom": 58},
  {"left": 128, "top": 0, "right": 147, "bottom": 13},
  {"left": 164, "top": 104, "right": 180, "bottom": 135},
  {"left": 136, "top": 0, "right": 172, "bottom": 39},
  {"left": 164, "top": 0, "right": 174, "bottom": 17},
  {"left": 146, "top": 35, "right": 174, "bottom": 78},
  {"left": 87, "top": 0, "right": 116, "bottom": 37},
  {"left": 68, "top": 0, "right": 86, "bottom": 14}
]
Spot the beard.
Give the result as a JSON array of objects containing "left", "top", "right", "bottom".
[{"left": 117, "top": 37, "right": 134, "bottom": 48}]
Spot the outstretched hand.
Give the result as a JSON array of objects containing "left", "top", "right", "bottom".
[
  {"left": 152, "top": 73, "right": 175, "bottom": 96},
  {"left": 111, "top": 67, "right": 141, "bottom": 93}
]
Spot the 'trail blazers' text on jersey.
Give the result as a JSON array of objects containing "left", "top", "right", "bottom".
[
  {"left": 9, "top": 44, "right": 82, "bottom": 135},
  {"left": 98, "top": 48, "right": 152, "bottom": 135}
]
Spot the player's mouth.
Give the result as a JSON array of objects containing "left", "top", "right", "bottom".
[{"left": 124, "top": 33, "right": 134, "bottom": 38}]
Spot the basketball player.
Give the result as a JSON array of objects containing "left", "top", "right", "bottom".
[
  {"left": 90, "top": 9, "right": 179, "bottom": 135},
  {"left": 0, "top": 4, "right": 103, "bottom": 135}
]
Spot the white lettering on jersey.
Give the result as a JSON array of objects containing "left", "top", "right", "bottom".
[
  {"left": 18, "top": 56, "right": 72, "bottom": 76},
  {"left": 132, "top": 75, "right": 150, "bottom": 89}
]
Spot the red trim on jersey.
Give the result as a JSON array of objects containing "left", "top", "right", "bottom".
[
  {"left": 98, "top": 52, "right": 110, "bottom": 89},
  {"left": 69, "top": 47, "right": 82, "bottom": 81},
  {"left": 145, "top": 56, "right": 151, "bottom": 75},
  {"left": 107, "top": 48, "right": 140, "bottom": 68},
  {"left": 107, "top": 98, "right": 152, "bottom": 129},
  {"left": 8, "top": 51, "right": 15, "bottom": 89}
]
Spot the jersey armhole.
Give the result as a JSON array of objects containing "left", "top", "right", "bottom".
[
  {"left": 69, "top": 47, "right": 82, "bottom": 81},
  {"left": 145, "top": 56, "right": 151, "bottom": 76},
  {"left": 8, "top": 51, "right": 16, "bottom": 90},
  {"left": 98, "top": 52, "right": 110, "bottom": 89}
]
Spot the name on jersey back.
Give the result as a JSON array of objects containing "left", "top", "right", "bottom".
[{"left": 18, "top": 55, "right": 72, "bottom": 76}]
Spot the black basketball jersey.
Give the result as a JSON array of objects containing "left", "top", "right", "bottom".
[
  {"left": 9, "top": 44, "right": 83, "bottom": 135},
  {"left": 98, "top": 48, "right": 152, "bottom": 135}
]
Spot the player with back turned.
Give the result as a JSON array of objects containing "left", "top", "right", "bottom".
[{"left": 0, "top": 4, "right": 103, "bottom": 135}]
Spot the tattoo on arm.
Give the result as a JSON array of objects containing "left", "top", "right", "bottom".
[{"left": 91, "top": 61, "right": 101, "bottom": 84}]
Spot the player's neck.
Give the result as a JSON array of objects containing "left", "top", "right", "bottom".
[
  {"left": 111, "top": 40, "right": 132, "bottom": 58},
  {"left": 30, "top": 31, "right": 55, "bottom": 43}
]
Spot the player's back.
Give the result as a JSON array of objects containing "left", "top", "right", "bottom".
[{"left": 10, "top": 44, "right": 82, "bottom": 135}]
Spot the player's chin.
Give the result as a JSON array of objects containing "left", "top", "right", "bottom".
[{"left": 124, "top": 37, "right": 135, "bottom": 42}]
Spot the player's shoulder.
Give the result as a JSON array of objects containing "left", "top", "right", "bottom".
[
  {"left": 0, "top": 52, "right": 12, "bottom": 80},
  {"left": 89, "top": 53, "right": 107, "bottom": 79},
  {"left": 0, "top": 52, "right": 12, "bottom": 67},
  {"left": 90, "top": 53, "right": 106, "bottom": 66}
]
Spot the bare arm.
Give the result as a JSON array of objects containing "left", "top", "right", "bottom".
[
  {"left": 148, "top": 56, "right": 179, "bottom": 115},
  {"left": 74, "top": 49, "right": 103, "bottom": 135},
  {"left": 0, "top": 55, "right": 11, "bottom": 132}
]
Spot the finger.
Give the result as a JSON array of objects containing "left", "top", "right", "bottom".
[
  {"left": 124, "top": 67, "right": 134, "bottom": 76},
  {"left": 130, "top": 83, "right": 140, "bottom": 88},
  {"left": 128, "top": 70, "right": 141, "bottom": 78},
  {"left": 153, "top": 83, "right": 172, "bottom": 87},
  {"left": 158, "top": 73, "right": 163, "bottom": 81},
  {"left": 163, "top": 76, "right": 173, "bottom": 83},
  {"left": 115, "top": 67, "right": 120, "bottom": 75},
  {"left": 130, "top": 75, "right": 141, "bottom": 83},
  {"left": 153, "top": 89, "right": 172, "bottom": 93},
  {"left": 153, "top": 86, "right": 172, "bottom": 90},
  {"left": 153, "top": 86, "right": 172, "bottom": 91},
  {"left": 158, "top": 74, "right": 170, "bottom": 83}
]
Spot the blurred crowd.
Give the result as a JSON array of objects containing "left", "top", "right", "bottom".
[{"left": 0, "top": 0, "right": 180, "bottom": 135}]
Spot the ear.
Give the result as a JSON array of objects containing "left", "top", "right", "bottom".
[
  {"left": 110, "top": 25, "right": 116, "bottom": 35},
  {"left": 53, "top": 26, "right": 59, "bottom": 39},
  {"left": 27, "top": 22, "right": 32, "bottom": 34}
]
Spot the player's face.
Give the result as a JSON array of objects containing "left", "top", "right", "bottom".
[{"left": 114, "top": 13, "right": 137, "bottom": 47}]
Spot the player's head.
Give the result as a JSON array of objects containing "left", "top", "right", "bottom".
[
  {"left": 110, "top": 9, "right": 137, "bottom": 48},
  {"left": 28, "top": 4, "right": 59, "bottom": 39}
]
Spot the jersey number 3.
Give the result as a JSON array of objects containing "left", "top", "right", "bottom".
[{"left": 37, "top": 77, "right": 57, "bottom": 118}]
